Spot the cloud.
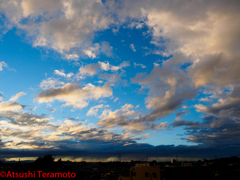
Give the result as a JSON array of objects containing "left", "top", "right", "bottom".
[
  {"left": 153, "top": 62, "right": 160, "bottom": 67},
  {"left": 77, "top": 61, "right": 130, "bottom": 78},
  {"left": 9, "top": 92, "right": 26, "bottom": 102},
  {"left": 0, "top": 0, "right": 113, "bottom": 59},
  {"left": 87, "top": 104, "right": 109, "bottom": 116},
  {"left": 0, "top": 92, "right": 3, "bottom": 101},
  {"left": 0, "top": 102, "right": 25, "bottom": 112},
  {"left": 36, "top": 82, "right": 112, "bottom": 109},
  {"left": 83, "top": 41, "right": 113, "bottom": 59},
  {"left": 134, "top": 62, "right": 146, "bottom": 68},
  {"left": 99, "top": 73, "right": 126, "bottom": 86},
  {"left": 131, "top": 64, "right": 197, "bottom": 124},
  {"left": 120, "top": 0, "right": 240, "bottom": 58},
  {"left": 0, "top": 113, "right": 140, "bottom": 152},
  {"left": 2, "top": 142, "right": 240, "bottom": 161},
  {"left": 188, "top": 53, "right": 240, "bottom": 87},
  {"left": 195, "top": 85, "right": 240, "bottom": 120},
  {"left": 1, "top": 0, "right": 240, "bottom": 154},
  {"left": 54, "top": 70, "right": 73, "bottom": 78},
  {"left": 0, "top": 61, "right": 8, "bottom": 71},
  {"left": 97, "top": 103, "right": 168, "bottom": 133},
  {"left": 130, "top": 44, "right": 136, "bottom": 52},
  {"left": 40, "top": 78, "right": 65, "bottom": 89},
  {"left": 98, "top": 61, "right": 130, "bottom": 71},
  {"left": 175, "top": 110, "right": 189, "bottom": 120},
  {"left": 78, "top": 63, "right": 100, "bottom": 77},
  {"left": 0, "top": 111, "right": 50, "bottom": 127},
  {"left": 97, "top": 104, "right": 141, "bottom": 131},
  {"left": 171, "top": 120, "right": 199, "bottom": 128},
  {"left": 184, "top": 116, "right": 240, "bottom": 145}
]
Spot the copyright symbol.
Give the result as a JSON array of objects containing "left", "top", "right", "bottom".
[{"left": 0, "top": 171, "right": 6, "bottom": 178}]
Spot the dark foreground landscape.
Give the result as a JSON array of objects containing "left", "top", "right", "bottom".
[{"left": 0, "top": 155, "right": 240, "bottom": 180}]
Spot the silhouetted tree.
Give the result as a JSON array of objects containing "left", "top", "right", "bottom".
[
  {"left": 35, "top": 154, "right": 54, "bottom": 164},
  {"left": 34, "top": 154, "right": 55, "bottom": 170}
]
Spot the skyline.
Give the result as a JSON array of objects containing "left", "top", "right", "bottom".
[{"left": 0, "top": 0, "right": 240, "bottom": 161}]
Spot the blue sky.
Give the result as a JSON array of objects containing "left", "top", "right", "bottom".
[{"left": 0, "top": 0, "right": 240, "bottom": 161}]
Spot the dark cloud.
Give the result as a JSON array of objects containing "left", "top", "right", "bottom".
[
  {"left": 1, "top": 143, "right": 240, "bottom": 161},
  {"left": 171, "top": 120, "right": 199, "bottom": 128},
  {"left": 195, "top": 85, "right": 240, "bottom": 120},
  {"left": 182, "top": 116, "right": 240, "bottom": 145}
]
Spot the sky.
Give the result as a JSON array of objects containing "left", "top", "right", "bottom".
[{"left": 0, "top": 0, "right": 240, "bottom": 162}]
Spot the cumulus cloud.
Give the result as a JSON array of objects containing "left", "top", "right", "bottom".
[
  {"left": 97, "top": 103, "right": 168, "bottom": 133},
  {"left": 40, "top": 78, "right": 65, "bottom": 89},
  {"left": 36, "top": 82, "right": 112, "bottom": 109},
  {"left": 78, "top": 63, "right": 100, "bottom": 77},
  {"left": 0, "top": 112, "right": 139, "bottom": 151},
  {"left": 1, "top": 0, "right": 240, "bottom": 152},
  {"left": 9, "top": 92, "right": 26, "bottom": 102},
  {"left": 97, "top": 104, "right": 141, "bottom": 130},
  {"left": 0, "top": 102, "right": 25, "bottom": 112},
  {"left": 83, "top": 42, "right": 113, "bottom": 59},
  {"left": 131, "top": 64, "right": 197, "bottom": 124},
  {"left": 54, "top": 70, "right": 73, "bottom": 78},
  {"left": 0, "top": 0, "right": 113, "bottom": 59}
]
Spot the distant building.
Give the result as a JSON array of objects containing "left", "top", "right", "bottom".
[
  {"left": 181, "top": 162, "right": 192, "bottom": 167},
  {"left": 171, "top": 159, "right": 176, "bottom": 163},
  {"left": 118, "top": 163, "right": 165, "bottom": 180}
]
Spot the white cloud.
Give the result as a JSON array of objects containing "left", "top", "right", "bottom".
[
  {"left": 9, "top": 92, "right": 26, "bottom": 102},
  {"left": 130, "top": 44, "right": 136, "bottom": 52},
  {"left": 40, "top": 78, "right": 65, "bottom": 89},
  {"left": 134, "top": 62, "right": 146, "bottom": 68},
  {"left": 87, "top": 104, "right": 109, "bottom": 116},
  {"left": 98, "top": 61, "right": 130, "bottom": 71},
  {"left": 0, "top": 0, "right": 113, "bottom": 59},
  {"left": 96, "top": 80, "right": 104, "bottom": 84},
  {"left": 78, "top": 63, "right": 100, "bottom": 77},
  {"left": 65, "top": 54, "right": 79, "bottom": 61},
  {"left": 153, "top": 62, "right": 160, "bottom": 67},
  {"left": 83, "top": 43, "right": 100, "bottom": 59},
  {"left": 77, "top": 61, "right": 130, "bottom": 78},
  {"left": 54, "top": 70, "right": 74, "bottom": 78},
  {"left": 0, "top": 61, "right": 8, "bottom": 71},
  {"left": 54, "top": 70, "right": 66, "bottom": 77}
]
